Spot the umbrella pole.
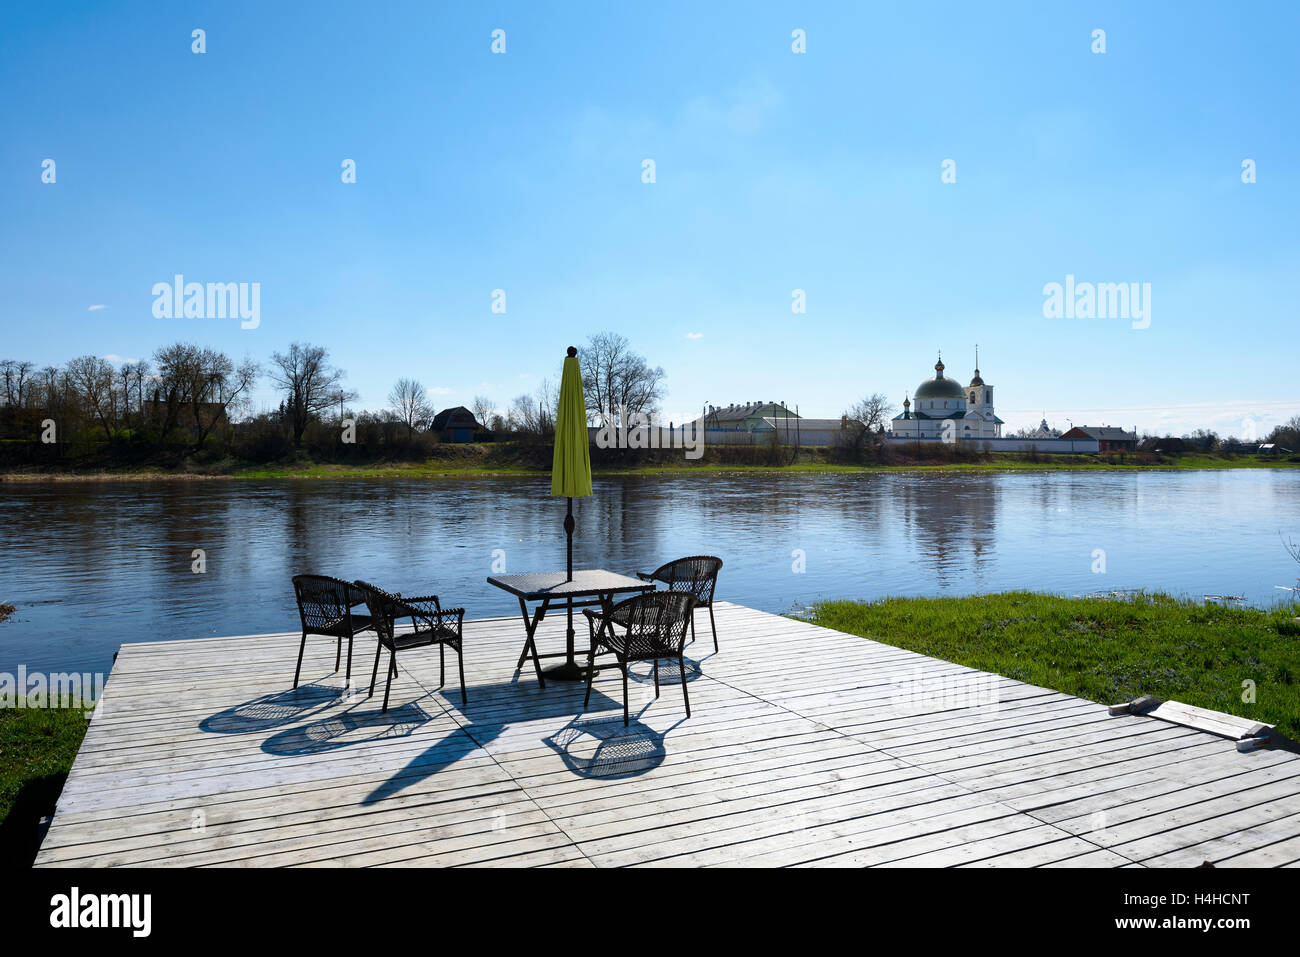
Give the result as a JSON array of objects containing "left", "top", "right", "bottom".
[
  {"left": 565, "top": 497, "right": 574, "bottom": 582},
  {"left": 565, "top": 496, "right": 576, "bottom": 668}
]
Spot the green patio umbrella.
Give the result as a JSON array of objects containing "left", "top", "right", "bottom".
[{"left": 552, "top": 346, "right": 593, "bottom": 581}]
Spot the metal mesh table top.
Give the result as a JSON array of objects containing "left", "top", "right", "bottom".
[{"left": 487, "top": 569, "right": 653, "bottom": 599}]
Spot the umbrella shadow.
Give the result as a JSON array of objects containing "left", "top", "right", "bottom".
[
  {"left": 199, "top": 683, "right": 345, "bottom": 734},
  {"left": 360, "top": 679, "right": 655, "bottom": 805}
]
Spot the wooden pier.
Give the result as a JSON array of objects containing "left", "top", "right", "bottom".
[{"left": 35, "top": 602, "right": 1300, "bottom": 867}]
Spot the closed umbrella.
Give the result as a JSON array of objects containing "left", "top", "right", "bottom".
[
  {"left": 552, "top": 345, "right": 593, "bottom": 580},
  {"left": 550, "top": 346, "right": 594, "bottom": 679}
]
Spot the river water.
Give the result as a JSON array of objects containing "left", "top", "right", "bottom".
[{"left": 2, "top": 469, "right": 1298, "bottom": 675}]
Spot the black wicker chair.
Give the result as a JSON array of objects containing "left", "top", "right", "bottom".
[
  {"left": 291, "top": 574, "right": 375, "bottom": 688},
  {"left": 582, "top": 591, "right": 697, "bottom": 726},
  {"left": 354, "top": 580, "right": 467, "bottom": 712},
  {"left": 634, "top": 556, "right": 723, "bottom": 653}
]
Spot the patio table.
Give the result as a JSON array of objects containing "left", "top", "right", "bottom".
[{"left": 487, "top": 570, "right": 654, "bottom": 685}]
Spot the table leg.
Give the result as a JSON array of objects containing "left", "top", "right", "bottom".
[
  {"left": 514, "top": 596, "right": 547, "bottom": 687},
  {"left": 541, "top": 593, "right": 602, "bottom": 683}
]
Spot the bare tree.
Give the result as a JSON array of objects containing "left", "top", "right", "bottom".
[
  {"left": 471, "top": 394, "right": 494, "bottom": 428},
  {"left": 508, "top": 378, "right": 558, "bottom": 438},
  {"left": 840, "top": 392, "right": 895, "bottom": 452},
  {"left": 580, "top": 331, "right": 666, "bottom": 423},
  {"left": 65, "top": 355, "right": 117, "bottom": 440},
  {"left": 1267, "top": 415, "right": 1300, "bottom": 451},
  {"left": 0, "top": 359, "right": 34, "bottom": 408},
  {"left": 269, "top": 342, "right": 357, "bottom": 447},
  {"left": 389, "top": 378, "right": 434, "bottom": 434},
  {"left": 150, "top": 344, "right": 257, "bottom": 448}
]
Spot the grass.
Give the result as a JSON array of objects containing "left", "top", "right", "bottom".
[
  {"left": 806, "top": 591, "right": 1300, "bottom": 739},
  {"left": 4, "top": 448, "right": 1298, "bottom": 481},
  {"left": 0, "top": 699, "right": 91, "bottom": 865}
]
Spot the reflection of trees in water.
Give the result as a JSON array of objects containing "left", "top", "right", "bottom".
[{"left": 892, "top": 474, "right": 999, "bottom": 586}]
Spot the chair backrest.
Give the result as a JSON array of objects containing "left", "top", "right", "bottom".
[
  {"left": 292, "top": 574, "right": 356, "bottom": 632},
  {"left": 648, "top": 556, "right": 723, "bottom": 606},
  {"left": 353, "top": 580, "right": 400, "bottom": 643},
  {"left": 614, "top": 591, "right": 696, "bottom": 659}
]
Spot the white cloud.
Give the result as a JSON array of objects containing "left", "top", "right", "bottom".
[
  {"left": 88, "top": 304, "right": 107, "bottom": 311},
  {"left": 102, "top": 354, "right": 139, "bottom": 365},
  {"left": 427, "top": 386, "right": 453, "bottom": 395},
  {"left": 685, "top": 332, "right": 703, "bottom": 339}
]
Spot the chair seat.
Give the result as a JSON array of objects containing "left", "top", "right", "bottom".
[
  {"left": 597, "top": 630, "right": 678, "bottom": 661},
  {"left": 313, "top": 613, "right": 374, "bottom": 637},
  {"left": 390, "top": 624, "right": 459, "bottom": 650}
]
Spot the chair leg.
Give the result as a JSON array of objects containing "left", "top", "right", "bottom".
[
  {"left": 439, "top": 644, "right": 445, "bottom": 689},
  {"left": 653, "top": 659, "right": 660, "bottom": 697},
  {"left": 621, "top": 663, "right": 630, "bottom": 727},
  {"left": 293, "top": 634, "right": 308, "bottom": 689},
  {"left": 689, "top": 613, "right": 697, "bottom": 646},
  {"left": 369, "top": 641, "right": 382, "bottom": 697},
  {"left": 335, "top": 636, "right": 342, "bottom": 671},
  {"left": 382, "top": 649, "right": 396, "bottom": 713},
  {"left": 345, "top": 635, "right": 354, "bottom": 685},
  {"left": 679, "top": 655, "right": 691, "bottom": 718},
  {"left": 456, "top": 645, "right": 467, "bottom": 706},
  {"left": 709, "top": 604, "right": 718, "bottom": 653},
  {"left": 583, "top": 641, "right": 597, "bottom": 709}
]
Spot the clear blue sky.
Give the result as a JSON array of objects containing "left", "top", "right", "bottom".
[{"left": 2, "top": 1, "right": 1297, "bottom": 436}]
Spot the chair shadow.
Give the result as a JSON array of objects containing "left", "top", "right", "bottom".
[
  {"left": 199, "top": 673, "right": 679, "bottom": 809},
  {"left": 625, "top": 654, "right": 705, "bottom": 686},
  {"left": 544, "top": 715, "right": 667, "bottom": 779},
  {"left": 361, "top": 680, "right": 636, "bottom": 805},
  {"left": 199, "top": 683, "right": 345, "bottom": 734},
  {"left": 261, "top": 700, "right": 434, "bottom": 756}
]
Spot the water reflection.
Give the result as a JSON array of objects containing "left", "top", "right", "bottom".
[{"left": 1, "top": 470, "right": 1298, "bottom": 675}]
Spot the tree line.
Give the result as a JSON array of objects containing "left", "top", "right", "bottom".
[{"left": 0, "top": 331, "right": 668, "bottom": 463}]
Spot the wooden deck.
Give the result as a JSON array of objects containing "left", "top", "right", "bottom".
[{"left": 35, "top": 602, "right": 1300, "bottom": 867}]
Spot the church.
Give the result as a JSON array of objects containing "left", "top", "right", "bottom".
[{"left": 891, "top": 351, "right": 1004, "bottom": 440}]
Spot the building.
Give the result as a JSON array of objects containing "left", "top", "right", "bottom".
[
  {"left": 704, "top": 401, "right": 798, "bottom": 431},
  {"left": 1024, "top": 418, "right": 1061, "bottom": 439},
  {"left": 890, "top": 352, "right": 1003, "bottom": 440},
  {"left": 430, "top": 406, "right": 483, "bottom": 443},
  {"left": 1060, "top": 425, "right": 1137, "bottom": 452}
]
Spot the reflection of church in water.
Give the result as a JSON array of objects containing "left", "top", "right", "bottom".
[
  {"left": 891, "top": 351, "right": 1004, "bottom": 440},
  {"left": 893, "top": 473, "right": 999, "bottom": 585}
]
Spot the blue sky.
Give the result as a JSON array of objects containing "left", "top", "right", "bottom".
[{"left": 2, "top": 1, "right": 1297, "bottom": 436}]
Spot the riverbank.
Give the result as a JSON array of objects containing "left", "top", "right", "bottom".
[
  {"left": 807, "top": 591, "right": 1300, "bottom": 739},
  {"left": 0, "top": 701, "right": 89, "bottom": 866},
  {"left": 3, "top": 444, "right": 1297, "bottom": 480}
]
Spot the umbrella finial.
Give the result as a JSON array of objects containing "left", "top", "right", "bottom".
[{"left": 566, "top": 345, "right": 577, "bottom": 357}]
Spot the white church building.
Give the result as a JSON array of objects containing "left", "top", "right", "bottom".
[{"left": 891, "top": 352, "right": 1004, "bottom": 440}]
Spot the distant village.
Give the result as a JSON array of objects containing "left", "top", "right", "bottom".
[{"left": 573, "top": 351, "right": 1142, "bottom": 455}]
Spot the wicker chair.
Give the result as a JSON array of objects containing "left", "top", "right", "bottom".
[
  {"left": 354, "top": 580, "right": 467, "bottom": 712},
  {"left": 582, "top": 591, "right": 696, "bottom": 726},
  {"left": 634, "top": 556, "right": 723, "bottom": 653},
  {"left": 291, "top": 574, "right": 375, "bottom": 688}
]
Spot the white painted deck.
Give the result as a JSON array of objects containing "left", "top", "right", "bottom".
[{"left": 35, "top": 602, "right": 1300, "bottom": 867}]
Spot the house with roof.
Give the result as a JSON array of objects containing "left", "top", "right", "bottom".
[
  {"left": 430, "top": 406, "right": 483, "bottom": 443},
  {"left": 1060, "top": 425, "right": 1137, "bottom": 451},
  {"left": 704, "top": 401, "right": 798, "bottom": 431},
  {"left": 890, "top": 352, "right": 1003, "bottom": 440}
]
